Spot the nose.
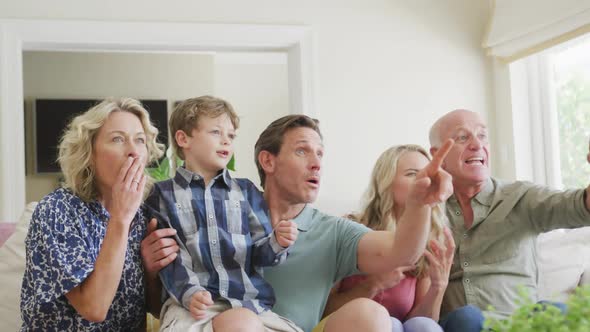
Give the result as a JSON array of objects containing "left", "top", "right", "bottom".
[
  {"left": 221, "top": 133, "right": 231, "bottom": 145},
  {"left": 468, "top": 136, "right": 483, "bottom": 150},
  {"left": 127, "top": 142, "right": 143, "bottom": 159},
  {"left": 310, "top": 153, "right": 321, "bottom": 171}
]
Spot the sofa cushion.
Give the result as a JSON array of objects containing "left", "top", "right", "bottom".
[
  {"left": 0, "top": 222, "right": 16, "bottom": 247},
  {"left": 0, "top": 202, "right": 37, "bottom": 331},
  {"left": 537, "top": 227, "right": 590, "bottom": 302}
]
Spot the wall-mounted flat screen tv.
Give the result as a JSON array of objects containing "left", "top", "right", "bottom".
[{"left": 33, "top": 99, "right": 168, "bottom": 174}]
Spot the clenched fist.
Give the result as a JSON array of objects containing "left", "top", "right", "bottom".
[
  {"left": 274, "top": 220, "right": 299, "bottom": 248},
  {"left": 189, "top": 290, "right": 214, "bottom": 320}
]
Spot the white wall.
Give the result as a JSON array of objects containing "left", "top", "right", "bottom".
[
  {"left": 5, "top": 0, "right": 493, "bottom": 216},
  {"left": 214, "top": 53, "right": 289, "bottom": 186}
]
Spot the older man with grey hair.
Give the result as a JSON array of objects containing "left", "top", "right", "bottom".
[{"left": 429, "top": 109, "right": 590, "bottom": 332}]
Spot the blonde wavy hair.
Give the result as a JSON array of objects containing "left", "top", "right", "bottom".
[
  {"left": 350, "top": 144, "right": 448, "bottom": 279},
  {"left": 58, "top": 98, "right": 165, "bottom": 202}
]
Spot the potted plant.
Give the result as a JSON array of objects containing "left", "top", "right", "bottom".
[{"left": 484, "top": 285, "right": 590, "bottom": 331}]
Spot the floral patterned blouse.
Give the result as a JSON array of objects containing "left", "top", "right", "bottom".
[{"left": 20, "top": 187, "right": 147, "bottom": 331}]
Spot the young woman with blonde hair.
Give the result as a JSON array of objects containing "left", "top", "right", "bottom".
[{"left": 323, "top": 144, "right": 455, "bottom": 332}]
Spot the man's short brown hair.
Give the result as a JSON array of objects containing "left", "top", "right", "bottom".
[
  {"left": 170, "top": 96, "right": 239, "bottom": 160},
  {"left": 254, "top": 114, "right": 322, "bottom": 187}
]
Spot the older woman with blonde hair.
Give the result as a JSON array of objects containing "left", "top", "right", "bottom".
[
  {"left": 323, "top": 144, "right": 455, "bottom": 332},
  {"left": 20, "top": 98, "right": 166, "bottom": 331}
]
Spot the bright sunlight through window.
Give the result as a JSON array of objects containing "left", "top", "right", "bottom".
[{"left": 552, "top": 36, "right": 590, "bottom": 189}]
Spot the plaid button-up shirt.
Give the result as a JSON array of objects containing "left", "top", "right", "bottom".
[{"left": 146, "top": 167, "right": 287, "bottom": 314}]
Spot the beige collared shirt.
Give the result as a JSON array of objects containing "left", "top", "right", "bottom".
[{"left": 442, "top": 177, "right": 590, "bottom": 319}]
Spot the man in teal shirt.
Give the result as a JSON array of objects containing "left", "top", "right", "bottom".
[
  {"left": 255, "top": 115, "right": 454, "bottom": 332},
  {"left": 429, "top": 109, "right": 590, "bottom": 331}
]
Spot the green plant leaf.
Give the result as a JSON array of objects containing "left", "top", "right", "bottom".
[
  {"left": 484, "top": 285, "right": 590, "bottom": 332},
  {"left": 227, "top": 155, "right": 236, "bottom": 171},
  {"left": 146, "top": 157, "right": 170, "bottom": 182}
]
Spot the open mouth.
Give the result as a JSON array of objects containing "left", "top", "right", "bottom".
[
  {"left": 307, "top": 177, "right": 319, "bottom": 185},
  {"left": 465, "top": 157, "right": 484, "bottom": 165},
  {"left": 217, "top": 150, "right": 229, "bottom": 158}
]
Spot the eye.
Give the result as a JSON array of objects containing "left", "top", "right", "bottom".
[
  {"left": 478, "top": 133, "right": 488, "bottom": 142},
  {"left": 135, "top": 137, "right": 146, "bottom": 144},
  {"left": 112, "top": 136, "right": 124, "bottom": 143},
  {"left": 228, "top": 133, "right": 236, "bottom": 141},
  {"left": 210, "top": 129, "right": 220, "bottom": 135},
  {"left": 456, "top": 135, "right": 469, "bottom": 143},
  {"left": 295, "top": 148, "right": 305, "bottom": 156},
  {"left": 405, "top": 171, "right": 418, "bottom": 178},
  {"left": 317, "top": 150, "right": 324, "bottom": 159}
]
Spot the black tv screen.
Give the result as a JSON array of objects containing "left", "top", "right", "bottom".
[{"left": 34, "top": 99, "right": 168, "bottom": 173}]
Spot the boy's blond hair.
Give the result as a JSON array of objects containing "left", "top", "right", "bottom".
[{"left": 170, "top": 96, "right": 239, "bottom": 160}]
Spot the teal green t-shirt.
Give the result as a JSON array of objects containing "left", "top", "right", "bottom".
[{"left": 264, "top": 205, "right": 370, "bottom": 332}]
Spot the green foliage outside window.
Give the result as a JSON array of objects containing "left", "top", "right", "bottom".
[{"left": 556, "top": 74, "right": 590, "bottom": 189}]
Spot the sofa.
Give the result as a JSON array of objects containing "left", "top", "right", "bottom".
[
  {"left": 536, "top": 227, "right": 590, "bottom": 302},
  {"left": 1, "top": 203, "right": 589, "bottom": 330}
]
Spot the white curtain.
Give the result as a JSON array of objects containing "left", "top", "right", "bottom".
[{"left": 483, "top": 0, "right": 590, "bottom": 62}]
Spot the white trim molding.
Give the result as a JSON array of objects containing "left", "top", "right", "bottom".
[{"left": 0, "top": 19, "right": 316, "bottom": 221}]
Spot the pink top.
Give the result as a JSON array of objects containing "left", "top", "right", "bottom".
[{"left": 339, "top": 274, "right": 417, "bottom": 320}]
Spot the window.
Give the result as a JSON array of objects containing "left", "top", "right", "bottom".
[
  {"left": 552, "top": 39, "right": 590, "bottom": 189},
  {"left": 508, "top": 34, "right": 590, "bottom": 189}
]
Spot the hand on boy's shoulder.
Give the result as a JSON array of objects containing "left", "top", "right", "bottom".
[{"left": 274, "top": 220, "right": 299, "bottom": 248}]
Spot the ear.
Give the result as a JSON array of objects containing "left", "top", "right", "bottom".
[
  {"left": 258, "top": 150, "right": 276, "bottom": 175},
  {"left": 175, "top": 130, "right": 189, "bottom": 148}
]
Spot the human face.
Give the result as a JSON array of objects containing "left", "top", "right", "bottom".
[
  {"left": 391, "top": 151, "right": 430, "bottom": 215},
  {"left": 438, "top": 111, "right": 490, "bottom": 186},
  {"left": 93, "top": 111, "right": 148, "bottom": 198},
  {"left": 179, "top": 113, "right": 235, "bottom": 181},
  {"left": 267, "top": 127, "right": 323, "bottom": 204}
]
